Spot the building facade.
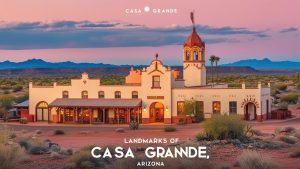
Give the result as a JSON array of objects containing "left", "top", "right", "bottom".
[{"left": 23, "top": 17, "right": 271, "bottom": 124}]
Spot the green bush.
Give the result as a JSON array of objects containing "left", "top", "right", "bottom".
[
  {"left": 290, "top": 147, "right": 300, "bottom": 158},
  {"left": 129, "top": 121, "right": 139, "bottom": 130},
  {"left": 284, "top": 126, "right": 296, "bottom": 133},
  {"left": 164, "top": 126, "right": 176, "bottom": 132},
  {"left": 19, "top": 118, "right": 28, "bottom": 124},
  {"left": 196, "top": 132, "right": 207, "bottom": 141},
  {"left": 203, "top": 114, "right": 246, "bottom": 140},
  {"left": 53, "top": 129, "right": 65, "bottom": 135},
  {"left": 17, "top": 136, "right": 49, "bottom": 154},
  {"left": 237, "top": 150, "right": 280, "bottom": 169},
  {"left": 274, "top": 83, "right": 287, "bottom": 91},
  {"left": 67, "top": 145, "right": 106, "bottom": 169},
  {"left": 177, "top": 118, "right": 186, "bottom": 125},
  {"left": 280, "top": 93, "right": 299, "bottom": 104},
  {"left": 279, "top": 136, "right": 297, "bottom": 144}
]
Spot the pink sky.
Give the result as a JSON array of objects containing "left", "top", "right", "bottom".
[{"left": 0, "top": 0, "right": 299, "bottom": 64}]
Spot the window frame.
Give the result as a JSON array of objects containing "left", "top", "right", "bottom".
[
  {"left": 62, "top": 91, "right": 69, "bottom": 99},
  {"left": 152, "top": 75, "right": 161, "bottom": 88},
  {"left": 115, "top": 91, "right": 121, "bottom": 99},
  {"left": 229, "top": 101, "right": 237, "bottom": 114},
  {"left": 81, "top": 91, "right": 88, "bottom": 99},
  {"left": 98, "top": 91, "right": 105, "bottom": 98},
  {"left": 132, "top": 91, "right": 138, "bottom": 99}
]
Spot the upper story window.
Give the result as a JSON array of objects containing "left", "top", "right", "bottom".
[
  {"left": 132, "top": 91, "right": 138, "bottom": 98},
  {"left": 193, "top": 51, "right": 198, "bottom": 60},
  {"left": 115, "top": 91, "right": 121, "bottom": 98},
  {"left": 98, "top": 91, "right": 105, "bottom": 98},
  {"left": 82, "top": 91, "right": 88, "bottom": 99},
  {"left": 152, "top": 76, "right": 161, "bottom": 88},
  {"left": 62, "top": 91, "right": 69, "bottom": 98},
  {"left": 185, "top": 51, "right": 190, "bottom": 61}
]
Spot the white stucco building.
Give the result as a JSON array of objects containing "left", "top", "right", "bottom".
[{"left": 21, "top": 17, "right": 271, "bottom": 124}]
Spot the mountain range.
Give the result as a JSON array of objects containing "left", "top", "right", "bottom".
[
  {"left": 222, "top": 58, "right": 300, "bottom": 69},
  {"left": 0, "top": 58, "right": 299, "bottom": 69}
]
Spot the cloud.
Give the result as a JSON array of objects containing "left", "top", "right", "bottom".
[
  {"left": 280, "top": 27, "right": 298, "bottom": 33},
  {"left": 0, "top": 20, "right": 267, "bottom": 49}
]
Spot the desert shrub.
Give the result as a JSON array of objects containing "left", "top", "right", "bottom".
[
  {"left": 280, "top": 93, "right": 299, "bottom": 104},
  {"left": 274, "top": 83, "right": 287, "bottom": 91},
  {"left": 67, "top": 145, "right": 106, "bottom": 169},
  {"left": 275, "top": 127, "right": 283, "bottom": 134},
  {"left": 0, "top": 126, "right": 10, "bottom": 144},
  {"left": 196, "top": 132, "right": 207, "bottom": 141},
  {"left": 177, "top": 118, "right": 186, "bottom": 125},
  {"left": 17, "top": 136, "right": 49, "bottom": 154},
  {"left": 164, "top": 126, "right": 176, "bottom": 132},
  {"left": 284, "top": 126, "right": 296, "bottom": 133},
  {"left": 0, "top": 144, "right": 26, "bottom": 169},
  {"left": 279, "top": 136, "right": 297, "bottom": 144},
  {"left": 19, "top": 117, "right": 28, "bottom": 124},
  {"left": 35, "top": 129, "right": 42, "bottom": 135},
  {"left": 129, "top": 121, "right": 139, "bottom": 130},
  {"left": 290, "top": 147, "right": 300, "bottom": 158},
  {"left": 12, "top": 85, "right": 23, "bottom": 92},
  {"left": 53, "top": 129, "right": 65, "bottom": 135},
  {"left": 203, "top": 114, "right": 246, "bottom": 140},
  {"left": 278, "top": 102, "right": 288, "bottom": 110},
  {"left": 251, "top": 129, "right": 263, "bottom": 136},
  {"left": 237, "top": 150, "right": 280, "bottom": 169},
  {"left": 294, "top": 131, "right": 300, "bottom": 139}
]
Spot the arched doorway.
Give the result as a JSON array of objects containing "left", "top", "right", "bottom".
[
  {"left": 244, "top": 102, "right": 257, "bottom": 120},
  {"left": 149, "top": 102, "right": 164, "bottom": 123},
  {"left": 36, "top": 101, "right": 49, "bottom": 121}
]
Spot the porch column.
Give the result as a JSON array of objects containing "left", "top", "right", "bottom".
[
  {"left": 89, "top": 108, "right": 92, "bottom": 124},
  {"left": 117, "top": 108, "right": 119, "bottom": 124},
  {"left": 137, "top": 108, "right": 140, "bottom": 123},
  {"left": 62, "top": 108, "right": 65, "bottom": 123},
  {"left": 103, "top": 108, "right": 105, "bottom": 123},
  {"left": 128, "top": 108, "right": 130, "bottom": 123},
  {"left": 48, "top": 107, "right": 51, "bottom": 124}
]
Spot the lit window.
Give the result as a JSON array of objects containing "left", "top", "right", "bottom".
[
  {"left": 152, "top": 76, "right": 160, "bottom": 88},
  {"left": 62, "top": 91, "right": 69, "bottom": 98},
  {"left": 82, "top": 91, "right": 88, "bottom": 99},
  {"left": 229, "top": 101, "right": 237, "bottom": 114},
  {"left": 132, "top": 91, "right": 138, "bottom": 98},
  {"left": 212, "top": 101, "right": 221, "bottom": 114},
  {"left": 98, "top": 91, "right": 105, "bottom": 98},
  {"left": 177, "top": 101, "right": 184, "bottom": 115},
  {"left": 115, "top": 91, "right": 121, "bottom": 98}
]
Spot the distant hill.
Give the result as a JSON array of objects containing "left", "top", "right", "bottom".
[
  {"left": 222, "top": 58, "right": 300, "bottom": 69},
  {"left": 0, "top": 59, "right": 126, "bottom": 69}
]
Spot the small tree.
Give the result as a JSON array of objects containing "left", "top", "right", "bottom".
[{"left": 0, "top": 95, "right": 15, "bottom": 121}]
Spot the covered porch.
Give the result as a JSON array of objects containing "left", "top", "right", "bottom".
[{"left": 48, "top": 98, "right": 142, "bottom": 124}]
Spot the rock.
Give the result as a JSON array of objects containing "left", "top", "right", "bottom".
[
  {"left": 50, "top": 152, "right": 63, "bottom": 159},
  {"left": 60, "top": 148, "right": 73, "bottom": 155},
  {"left": 35, "top": 130, "right": 42, "bottom": 134},
  {"left": 50, "top": 144, "right": 61, "bottom": 152},
  {"left": 212, "top": 140, "right": 221, "bottom": 144},
  {"left": 115, "top": 128, "right": 125, "bottom": 133},
  {"left": 232, "top": 139, "right": 241, "bottom": 145},
  {"left": 247, "top": 145, "right": 254, "bottom": 149},
  {"left": 220, "top": 140, "right": 228, "bottom": 144}
]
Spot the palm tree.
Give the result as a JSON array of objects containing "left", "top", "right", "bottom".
[
  {"left": 209, "top": 55, "right": 216, "bottom": 86},
  {"left": 215, "top": 56, "right": 220, "bottom": 84}
]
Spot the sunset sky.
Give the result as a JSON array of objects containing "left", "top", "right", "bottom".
[{"left": 0, "top": 0, "right": 299, "bottom": 65}]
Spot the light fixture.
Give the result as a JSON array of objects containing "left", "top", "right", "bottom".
[
  {"left": 143, "top": 107, "right": 146, "bottom": 112},
  {"left": 165, "top": 107, "right": 169, "bottom": 112}
]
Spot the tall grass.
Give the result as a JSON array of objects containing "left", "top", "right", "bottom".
[{"left": 237, "top": 150, "right": 280, "bottom": 169}]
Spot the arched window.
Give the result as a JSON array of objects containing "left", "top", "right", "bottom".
[
  {"left": 62, "top": 91, "right": 69, "bottom": 98},
  {"left": 98, "top": 91, "right": 105, "bottom": 98},
  {"left": 82, "top": 91, "right": 88, "bottom": 99},
  {"left": 36, "top": 101, "right": 48, "bottom": 121},
  {"left": 132, "top": 91, "right": 138, "bottom": 98},
  {"left": 193, "top": 51, "right": 198, "bottom": 60},
  {"left": 185, "top": 51, "right": 190, "bottom": 61},
  {"left": 115, "top": 91, "right": 121, "bottom": 98}
]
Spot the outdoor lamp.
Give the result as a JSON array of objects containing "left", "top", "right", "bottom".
[
  {"left": 143, "top": 107, "right": 146, "bottom": 112},
  {"left": 165, "top": 107, "right": 169, "bottom": 112}
]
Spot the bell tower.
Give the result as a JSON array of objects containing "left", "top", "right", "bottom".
[{"left": 183, "top": 12, "right": 206, "bottom": 87}]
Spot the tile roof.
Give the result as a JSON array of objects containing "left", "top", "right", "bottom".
[{"left": 49, "top": 98, "right": 142, "bottom": 108}]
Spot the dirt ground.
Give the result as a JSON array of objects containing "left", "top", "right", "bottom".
[{"left": 6, "top": 105, "right": 300, "bottom": 169}]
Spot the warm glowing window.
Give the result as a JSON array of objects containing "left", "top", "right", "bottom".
[
  {"left": 82, "top": 91, "right": 88, "bottom": 99},
  {"left": 177, "top": 101, "right": 185, "bottom": 115},
  {"left": 132, "top": 91, "right": 138, "bottom": 98},
  {"left": 115, "top": 91, "right": 121, "bottom": 98},
  {"left": 152, "top": 76, "right": 160, "bottom": 88},
  {"left": 62, "top": 91, "right": 69, "bottom": 98},
  {"left": 212, "top": 101, "right": 221, "bottom": 114},
  {"left": 229, "top": 101, "right": 237, "bottom": 114},
  {"left": 98, "top": 91, "right": 105, "bottom": 98}
]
